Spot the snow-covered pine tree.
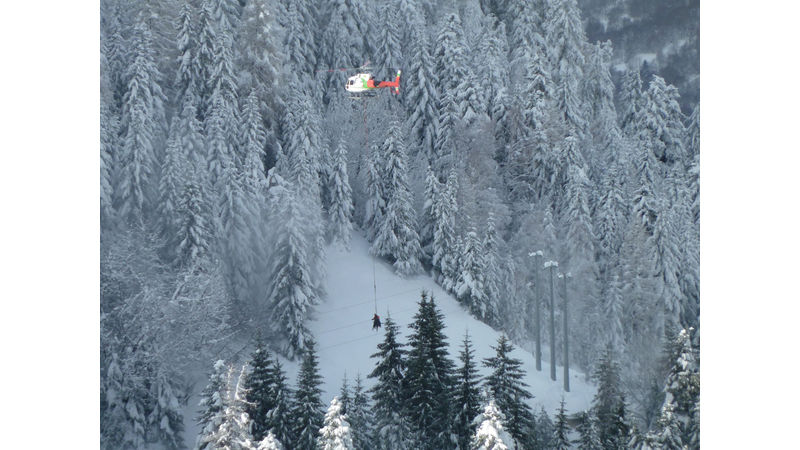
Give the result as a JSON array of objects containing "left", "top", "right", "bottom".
[
  {"left": 432, "top": 170, "right": 459, "bottom": 291},
  {"left": 455, "top": 68, "right": 485, "bottom": 127},
  {"left": 405, "top": 24, "right": 439, "bottom": 158},
  {"left": 317, "top": 397, "right": 355, "bottom": 450},
  {"left": 101, "top": 351, "right": 147, "bottom": 449},
  {"left": 374, "top": 1, "right": 402, "bottom": 82},
  {"left": 266, "top": 359, "right": 294, "bottom": 447},
  {"left": 591, "top": 345, "right": 627, "bottom": 449},
  {"left": 650, "top": 401, "right": 684, "bottom": 449},
  {"left": 552, "top": 399, "right": 570, "bottom": 450},
  {"left": 544, "top": 0, "right": 588, "bottom": 137},
  {"left": 194, "top": 0, "right": 218, "bottom": 120},
  {"left": 348, "top": 374, "right": 372, "bottom": 450},
  {"left": 533, "top": 407, "right": 555, "bottom": 450},
  {"left": 641, "top": 76, "right": 687, "bottom": 166},
  {"left": 482, "top": 335, "right": 535, "bottom": 449},
  {"left": 158, "top": 119, "right": 187, "bottom": 259},
  {"left": 664, "top": 328, "right": 700, "bottom": 446},
  {"left": 321, "top": 0, "right": 367, "bottom": 105},
  {"left": 507, "top": 0, "right": 546, "bottom": 83},
  {"left": 405, "top": 293, "right": 457, "bottom": 450},
  {"left": 573, "top": 411, "right": 602, "bottom": 450},
  {"left": 196, "top": 360, "right": 229, "bottom": 450},
  {"left": 237, "top": 0, "right": 284, "bottom": 128},
  {"left": 454, "top": 331, "right": 483, "bottom": 450},
  {"left": 363, "top": 147, "right": 385, "bottom": 241},
  {"left": 100, "top": 43, "right": 118, "bottom": 225},
  {"left": 281, "top": 0, "right": 318, "bottom": 94},
  {"left": 476, "top": 15, "right": 509, "bottom": 118},
  {"left": 115, "top": 17, "right": 167, "bottom": 226},
  {"left": 482, "top": 214, "right": 502, "bottom": 326},
  {"left": 686, "top": 104, "right": 699, "bottom": 159},
  {"left": 244, "top": 338, "right": 277, "bottom": 442},
  {"left": 470, "top": 399, "right": 513, "bottom": 450},
  {"left": 368, "top": 316, "right": 413, "bottom": 450},
  {"left": 328, "top": 140, "right": 354, "bottom": 249},
  {"left": 338, "top": 374, "right": 351, "bottom": 416},
  {"left": 433, "top": 89, "right": 459, "bottom": 176},
  {"left": 290, "top": 338, "right": 325, "bottom": 450},
  {"left": 175, "top": 179, "right": 213, "bottom": 269},
  {"left": 257, "top": 431, "right": 284, "bottom": 450},
  {"left": 419, "top": 167, "right": 440, "bottom": 266},
  {"left": 455, "top": 228, "right": 488, "bottom": 319},
  {"left": 206, "top": 365, "right": 257, "bottom": 450},
  {"left": 433, "top": 12, "right": 469, "bottom": 99},
  {"left": 370, "top": 122, "right": 423, "bottom": 276},
  {"left": 619, "top": 69, "right": 644, "bottom": 139},
  {"left": 265, "top": 177, "right": 318, "bottom": 356}
]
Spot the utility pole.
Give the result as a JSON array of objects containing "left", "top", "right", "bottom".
[
  {"left": 559, "top": 272, "right": 571, "bottom": 392},
  {"left": 529, "top": 250, "right": 543, "bottom": 371},
  {"left": 544, "top": 260, "right": 558, "bottom": 381}
]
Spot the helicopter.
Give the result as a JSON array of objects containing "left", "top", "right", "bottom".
[
  {"left": 317, "top": 62, "right": 401, "bottom": 99},
  {"left": 345, "top": 70, "right": 402, "bottom": 97}
]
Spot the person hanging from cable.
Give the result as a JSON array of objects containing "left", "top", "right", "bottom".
[{"left": 372, "top": 313, "right": 382, "bottom": 330}]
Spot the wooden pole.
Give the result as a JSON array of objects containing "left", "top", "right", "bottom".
[
  {"left": 545, "top": 260, "right": 558, "bottom": 381},
  {"left": 530, "top": 251, "right": 543, "bottom": 371},
  {"left": 563, "top": 273, "right": 570, "bottom": 392}
]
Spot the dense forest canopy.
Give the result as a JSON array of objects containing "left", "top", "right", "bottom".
[{"left": 100, "top": 0, "right": 699, "bottom": 448}]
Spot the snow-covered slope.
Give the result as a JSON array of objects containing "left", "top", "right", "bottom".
[
  {"left": 309, "top": 232, "right": 595, "bottom": 411},
  {"left": 183, "top": 231, "right": 595, "bottom": 447}
]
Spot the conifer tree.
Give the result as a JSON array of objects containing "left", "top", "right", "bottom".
[
  {"left": 650, "top": 401, "right": 684, "bottom": 449},
  {"left": 553, "top": 399, "right": 570, "bottom": 450},
  {"left": 405, "top": 25, "right": 439, "bottom": 157},
  {"left": 454, "top": 332, "right": 483, "bottom": 450},
  {"left": 102, "top": 351, "right": 147, "bottom": 449},
  {"left": 266, "top": 359, "right": 294, "bottom": 447},
  {"left": 476, "top": 15, "right": 510, "bottom": 118},
  {"left": 432, "top": 170, "right": 459, "bottom": 291},
  {"left": 194, "top": 0, "right": 217, "bottom": 119},
  {"left": 482, "top": 335, "right": 535, "bottom": 448},
  {"left": 433, "top": 12, "right": 469, "bottom": 98},
  {"left": 291, "top": 338, "right": 325, "bottom": 450},
  {"left": 245, "top": 338, "right": 277, "bottom": 442},
  {"left": 574, "top": 411, "right": 602, "bottom": 450},
  {"left": 116, "top": 18, "right": 167, "bottom": 226},
  {"left": 321, "top": 0, "right": 367, "bottom": 104},
  {"left": 482, "top": 215, "right": 502, "bottom": 326},
  {"left": 592, "top": 345, "right": 627, "bottom": 449},
  {"left": 664, "top": 328, "right": 700, "bottom": 446},
  {"left": 176, "top": 179, "right": 213, "bottom": 269},
  {"left": 470, "top": 400, "right": 513, "bottom": 450},
  {"left": 266, "top": 178, "right": 318, "bottom": 357},
  {"left": 206, "top": 365, "right": 257, "bottom": 450},
  {"left": 328, "top": 140, "right": 354, "bottom": 249},
  {"left": 348, "top": 374, "right": 372, "bottom": 450},
  {"left": 370, "top": 123, "right": 423, "bottom": 276},
  {"left": 257, "top": 431, "right": 284, "bottom": 450},
  {"left": 456, "top": 228, "right": 488, "bottom": 319},
  {"left": 405, "top": 293, "right": 457, "bottom": 449},
  {"left": 158, "top": 120, "right": 187, "bottom": 257},
  {"left": 100, "top": 41, "right": 117, "bottom": 225},
  {"left": 619, "top": 69, "right": 644, "bottom": 138},
  {"left": 420, "top": 167, "right": 440, "bottom": 265},
  {"left": 545, "top": 0, "right": 588, "bottom": 136},
  {"left": 534, "top": 407, "right": 555, "bottom": 450},
  {"left": 433, "top": 89, "right": 459, "bottom": 174},
  {"left": 196, "top": 360, "right": 230, "bottom": 450},
  {"left": 686, "top": 104, "right": 699, "bottom": 159},
  {"left": 282, "top": 0, "right": 318, "bottom": 93},
  {"left": 339, "top": 374, "right": 351, "bottom": 416},
  {"left": 317, "top": 397, "right": 355, "bottom": 450},
  {"left": 641, "top": 76, "right": 687, "bottom": 165},
  {"left": 368, "top": 316, "right": 413, "bottom": 450},
  {"left": 364, "top": 147, "right": 386, "bottom": 242}
]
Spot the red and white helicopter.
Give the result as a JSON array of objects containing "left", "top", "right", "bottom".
[{"left": 318, "top": 62, "right": 401, "bottom": 99}]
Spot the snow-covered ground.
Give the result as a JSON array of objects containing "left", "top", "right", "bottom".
[{"left": 183, "top": 231, "right": 595, "bottom": 447}]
